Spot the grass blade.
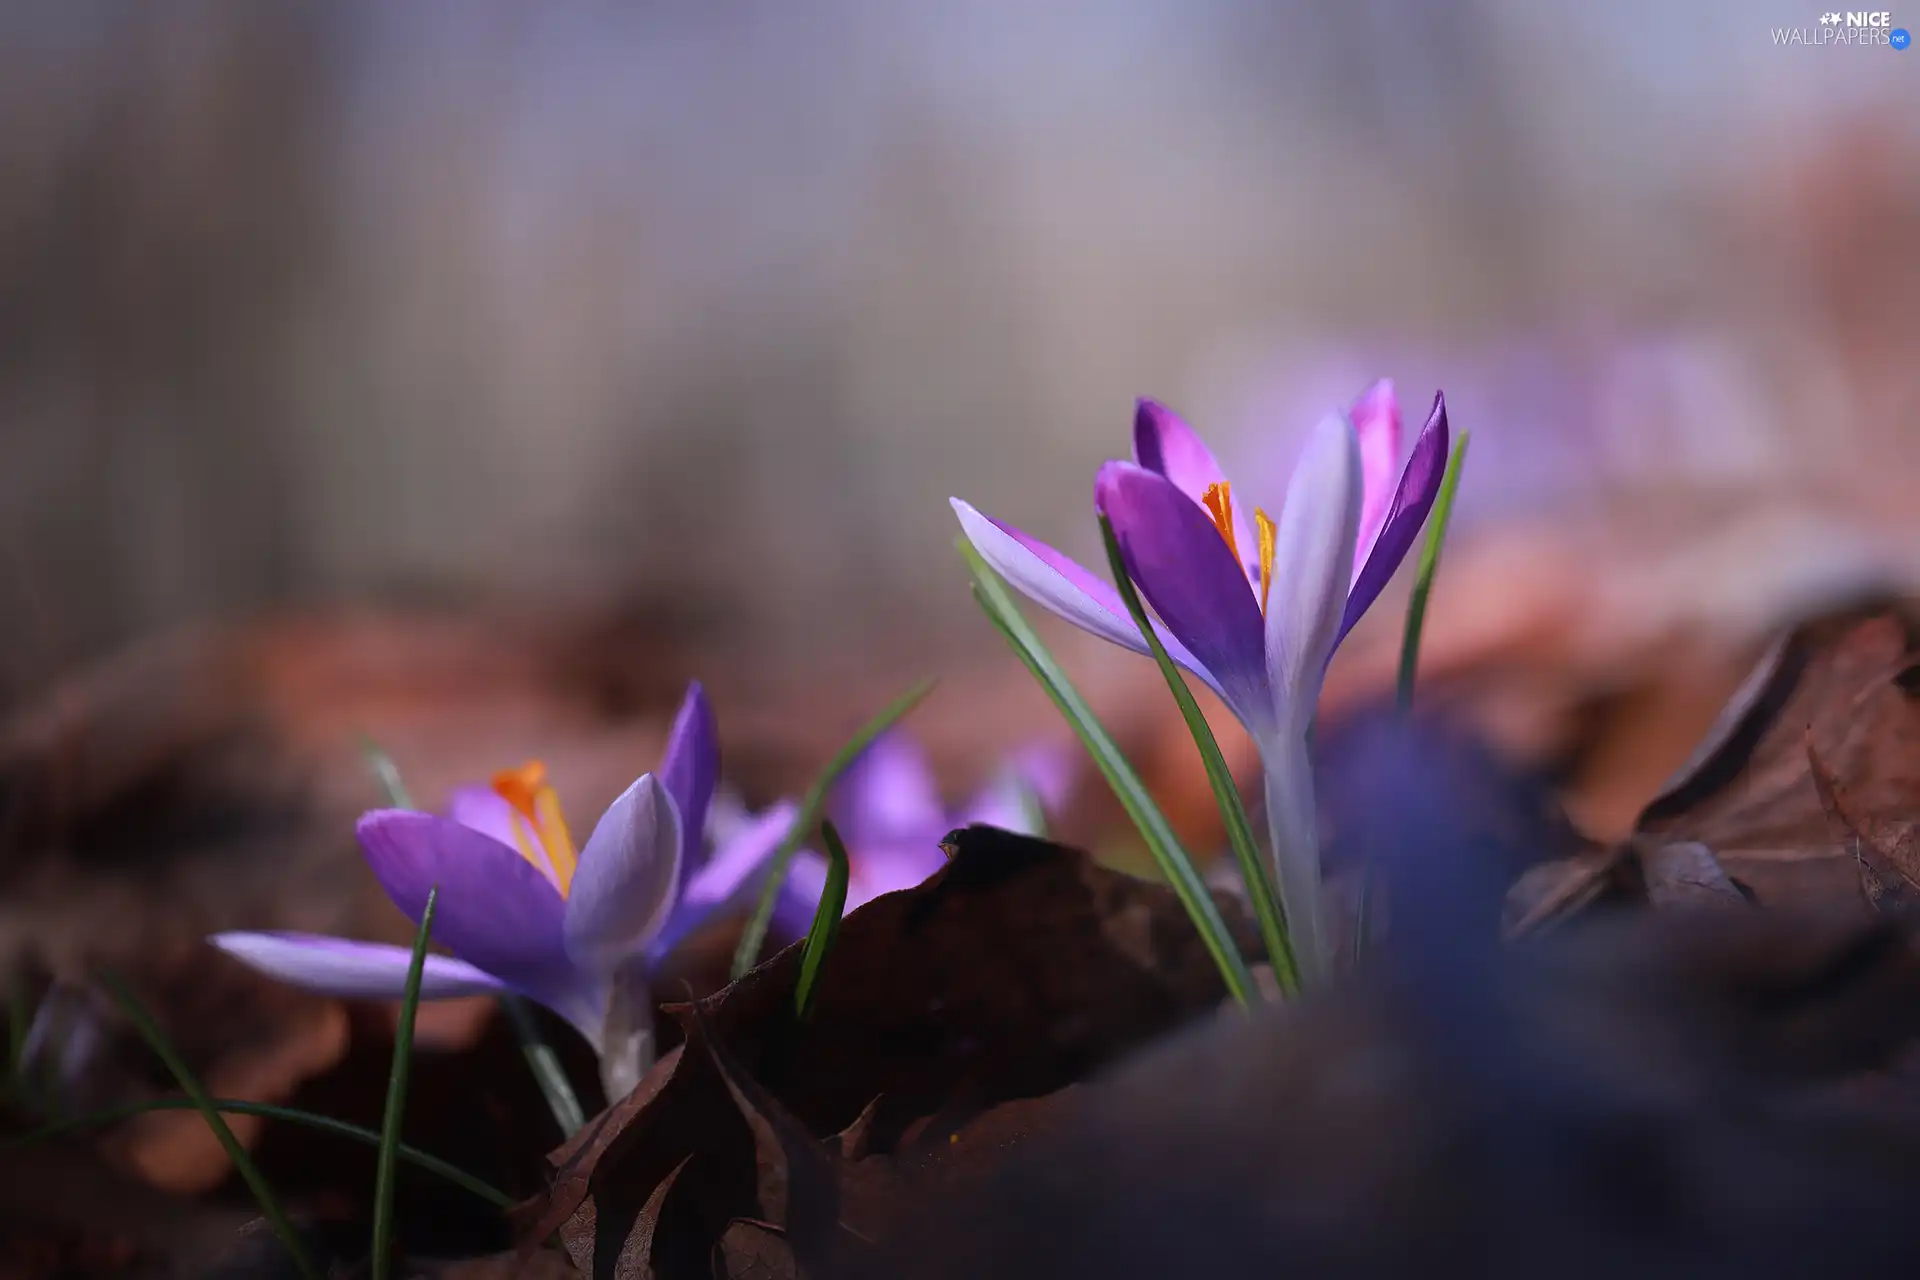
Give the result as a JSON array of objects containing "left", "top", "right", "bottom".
[
  {"left": 1097, "top": 516, "right": 1298, "bottom": 995},
  {"left": 1352, "top": 431, "right": 1472, "bottom": 964},
  {"left": 793, "top": 820, "right": 851, "bottom": 1020},
  {"left": 359, "top": 737, "right": 416, "bottom": 810},
  {"left": 102, "top": 973, "right": 321, "bottom": 1280},
  {"left": 497, "top": 995, "right": 587, "bottom": 1137},
  {"left": 371, "top": 885, "right": 437, "bottom": 1280},
  {"left": 10, "top": 1097, "right": 512, "bottom": 1208},
  {"left": 959, "top": 537, "right": 1256, "bottom": 1005},
  {"left": 1395, "top": 431, "right": 1471, "bottom": 711},
  {"left": 730, "top": 678, "right": 938, "bottom": 979}
]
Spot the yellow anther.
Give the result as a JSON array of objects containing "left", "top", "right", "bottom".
[
  {"left": 1201, "top": 482, "right": 1239, "bottom": 558},
  {"left": 1255, "top": 508, "right": 1277, "bottom": 616},
  {"left": 491, "top": 760, "right": 580, "bottom": 896}
]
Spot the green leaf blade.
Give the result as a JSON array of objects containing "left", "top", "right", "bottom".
[
  {"left": 958, "top": 537, "right": 1256, "bottom": 1005},
  {"left": 793, "top": 820, "right": 852, "bottom": 1021},
  {"left": 731, "top": 678, "right": 938, "bottom": 980},
  {"left": 371, "top": 884, "right": 437, "bottom": 1280}
]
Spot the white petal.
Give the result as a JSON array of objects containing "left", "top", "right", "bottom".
[
  {"left": 952, "top": 498, "right": 1230, "bottom": 705},
  {"left": 563, "top": 775, "right": 684, "bottom": 971},
  {"left": 1263, "top": 414, "right": 1363, "bottom": 731},
  {"left": 210, "top": 932, "right": 508, "bottom": 1001}
]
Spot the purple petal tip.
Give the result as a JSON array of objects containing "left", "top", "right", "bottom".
[
  {"left": 1131, "top": 399, "right": 1182, "bottom": 471},
  {"left": 355, "top": 807, "right": 427, "bottom": 840},
  {"left": 1092, "top": 458, "right": 1146, "bottom": 515}
]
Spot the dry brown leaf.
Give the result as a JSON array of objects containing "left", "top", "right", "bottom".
[
  {"left": 679, "top": 995, "right": 1066, "bottom": 1277},
  {"left": 527, "top": 826, "right": 1254, "bottom": 1278},
  {"left": 1635, "top": 608, "right": 1920, "bottom": 908},
  {"left": 1806, "top": 736, "right": 1920, "bottom": 910},
  {"left": 713, "top": 1220, "right": 794, "bottom": 1280},
  {"left": 1503, "top": 609, "right": 1920, "bottom": 933},
  {"left": 1502, "top": 844, "right": 1632, "bottom": 937},
  {"left": 1634, "top": 839, "right": 1749, "bottom": 910}
]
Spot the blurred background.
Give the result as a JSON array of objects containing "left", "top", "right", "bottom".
[
  {"left": 0, "top": 1, "right": 1917, "bottom": 1264},
  {"left": 0, "top": 0, "right": 1917, "bottom": 926}
]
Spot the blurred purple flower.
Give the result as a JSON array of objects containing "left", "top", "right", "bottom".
[
  {"left": 211, "top": 683, "right": 794, "bottom": 1087},
  {"left": 774, "top": 731, "right": 1072, "bottom": 930},
  {"left": 951, "top": 381, "right": 1448, "bottom": 974}
]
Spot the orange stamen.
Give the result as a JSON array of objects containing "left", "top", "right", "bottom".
[
  {"left": 1201, "top": 482, "right": 1239, "bottom": 559},
  {"left": 490, "top": 760, "right": 580, "bottom": 896},
  {"left": 1255, "top": 509, "right": 1277, "bottom": 615}
]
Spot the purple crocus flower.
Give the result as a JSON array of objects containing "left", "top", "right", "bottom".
[
  {"left": 952, "top": 381, "right": 1448, "bottom": 976},
  {"left": 774, "top": 732, "right": 1073, "bottom": 931},
  {"left": 211, "top": 682, "right": 794, "bottom": 1096}
]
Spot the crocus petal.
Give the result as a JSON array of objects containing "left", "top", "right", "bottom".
[
  {"left": 356, "top": 811, "right": 573, "bottom": 988},
  {"left": 658, "top": 681, "right": 719, "bottom": 873},
  {"left": 645, "top": 799, "right": 799, "bottom": 962},
  {"left": 1349, "top": 379, "right": 1404, "bottom": 568},
  {"left": 210, "top": 932, "right": 509, "bottom": 1001},
  {"left": 444, "top": 785, "right": 519, "bottom": 845},
  {"left": 1339, "top": 391, "right": 1450, "bottom": 644},
  {"left": 1263, "top": 413, "right": 1363, "bottom": 728},
  {"left": 563, "top": 774, "right": 684, "bottom": 971},
  {"left": 1095, "top": 461, "right": 1274, "bottom": 736},
  {"left": 1132, "top": 399, "right": 1260, "bottom": 584},
  {"left": 833, "top": 732, "right": 944, "bottom": 847},
  {"left": 950, "top": 498, "right": 1230, "bottom": 705},
  {"left": 443, "top": 784, "right": 559, "bottom": 885}
]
